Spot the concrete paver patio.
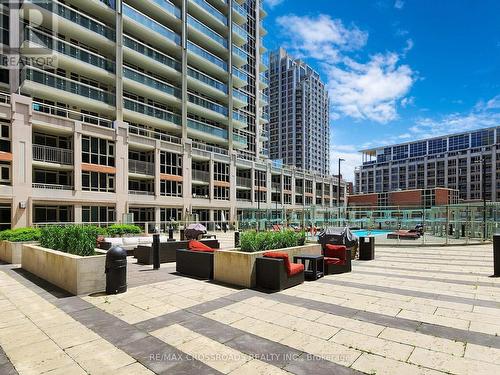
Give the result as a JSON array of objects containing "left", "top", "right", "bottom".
[{"left": 0, "top": 243, "right": 499, "bottom": 374}]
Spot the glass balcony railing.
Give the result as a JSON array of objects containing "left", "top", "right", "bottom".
[
  {"left": 188, "top": 92, "right": 228, "bottom": 116},
  {"left": 151, "top": 0, "right": 181, "bottom": 18},
  {"left": 25, "top": 28, "right": 115, "bottom": 73},
  {"left": 233, "top": 89, "right": 248, "bottom": 104},
  {"left": 123, "top": 4, "right": 181, "bottom": 45},
  {"left": 124, "top": 98, "right": 181, "bottom": 125},
  {"left": 22, "top": 67, "right": 115, "bottom": 105},
  {"left": 187, "top": 67, "right": 227, "bottom": 93},
  {"left": 123, "top": 66, "right": 181, "bottom": 99},
  {"left": 259, "top": 72, "right": 269, "bottom": 85},
  {"left": 260, "top": 92, "right": 269, "bottom": 103},
  {"left": 98, "top": 0, "right": 115, "bottom": 9},
  {"left": 233, "top": 46, "right": 248, "bottom": 63},
  {"left": 32, "top": 0, "right": 115, "bottom": 40},
  {"left": 232, "top": 23, "right": 247, "bottom": 41},
  {"left": 232, "top": 2, "right": 247, "bottom": 18},
  {"left": 233, "top": 67, "right": 248, "bottom": 83},
  {"left": 233, "top": 110, "right": 248, "bottom": 124},
  {"left": 192, "top": 0, "right": 227, "bottom": 25},
  {"left": 187, "top": 42, "right": 228, "bottom": 71},
  {"left": 261, "top": 112, "right": 270, "bottom": 121},
  {"left": 124, "top": 35, "right": 181, "bottom": 72},
  {"left": 233, "top": 133, "right": 247, "bottom": 145},
  {"left": 187, "top": 118, "right": 228, "bottom": 140},
  {"left": 187, "top": 15, "right": 228, "bottom": 49}
]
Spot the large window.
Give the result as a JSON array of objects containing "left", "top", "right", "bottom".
[
  {"left": 409, "top": 141, "right": 427, "bottom": 157},
  {"left": 160, "top": 180, "right": 182, "bottom": 197},
  {"left": 82, "top": 136, "right": 115, "bottom": 166},
  {"left": 471, "top": 129, "right": 494, "bottom": 148},
  {"left": 428, "top": 138, "right": 447, "bottom": 154},
  {"left": 0, "top": 123, "right": 10, "bottom": 152},
  {"left": 34, "top": 205, "right": 72, "bottom": 223},
  {"left": 161, "top": 208, "right": 181, "bottom": 222},
  {"left": 82, "top": 171, "right": 115, "bottom": 192},
  {"left": 448, "top": 134, "right": 469, "bottom": 151},
  {"left": 214, "top": 186, "right": 229, "bottom": 200},
  {"left": 160, "top": 151, "right": 182, "bottom": 175},
  {"left": 34, "top": 169, "right": 72, "bottom": 187},
  {"left": 82, "top": 206, "right": 115, "bottom": 223},
  {"left": 0, "top": 162, "right": 10, "bottom": 185},
  {"left": 214, "top": 162, "right": 229, "bottom": 182},
  {"left": 392, "top": 145, "right": 409, "bottom": 160}
]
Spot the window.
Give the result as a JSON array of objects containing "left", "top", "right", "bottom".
[
  {"left": 129, "top": 179, "right": 154, "bottom": 193},
  {"left": 82, "top": 171, "right": 115, "bottom": 192},
  {"left": 160, "top": 180, "right": 182, "bottom": 197},
  {"left": 34, "top": 169, "right": 71, "bottom": 187},
  {"left": 214, "top": 186, "right": 229, "bottom": 200},
  {"left": 471, "top": 130, "right": 494, "bottom": 148},
  {"left": 34, "top": 205, "right": 72, "bottom": 223},
  {"left": 161, "top": 208, "right": 181, "bottom": 222},
  {"left": 82, "top": 136, "right": 115, "bottom": 166},
  {"left": 0, "top": 162, "right": 9, "bottom": 185},
  {"left": 428, "top": 138, "right": 447, "bottom": 154},
  {"left": 82, "top": 206, "right": 115, "bottom": 223},
  {"left": 214, "top": 162, "right": 229, "bottom": 182},
  {"left": 392, "top": 145, "right": 409, "bottom": 160},
  {"left": 0, "top": 123, "right": 10, "bottom": 152},
  {"left": 160, "top": 151, "right": 182, "bottom": 175},
  {"left": 448, "top": 134, "right": 469, "bottom": 151},
  {"left": 409, "top": 141, "right": 426, "bottom": 157}
]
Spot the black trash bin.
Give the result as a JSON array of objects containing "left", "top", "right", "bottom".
[
  {"left": 105, "top": 246, "right": 127, "bottom": 294},
  {"left": 359, "top": 236, "right": 375, "bottom": 260},
  {"left": 493, "top": 234, "right": 500, "bottom": 277}
]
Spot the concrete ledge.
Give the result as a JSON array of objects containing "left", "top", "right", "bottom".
[
  {"left": 214, "top": 243, "right": 321, "bottom": 288},
  {"left": 0, "top": 241, "right": 39, "bottom": 264},
  {"left": 21, "top": 245, "right": 106, "bottom": 295}
]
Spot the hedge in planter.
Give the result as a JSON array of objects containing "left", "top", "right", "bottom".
[
  {"left": 106, "top": 224, "right": 142, "bottom": 237},
  {"left": 239, "top": 230, "right": 306, "bottom": 253},
  {"left": 0, "top": 227, "right": 41, "bottom": 242},
  {"left": 40, "top": 225, "right": 101, "bottom": 256}
]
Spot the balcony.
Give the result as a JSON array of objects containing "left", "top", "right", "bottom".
[
  {"left": 232, "top": 24, "right": 247, "bottom": 46},
  {"left": 232, "top": 46, "right": 248, "bottom": 67},
  {"left": 192, "top": 169, "right": 210, "bottom": 182},
  {"left": 33, "top": 145, "right": 73, "bottom": 165},
  {"left": 129, "top": 159, "right": 155, "bottom": 176},
  {"left": 187, "top": 92, "right": 228, "bottom": 119},
  {"left": 233, "top": 89, "right": 248, "bottom": 107},
  {"left": 236, "top": 177, "right": 251, "bottom": 188},
  {"left": 129, "top": 125, "right": 181, "bottom": 145},
  {"left": 233, "top": 133, "right": 247, "bottom": 148},
  {"left": 232, "top": 67, "right": 248, "bottom": 88},
  {"left": 150, "top": 0, "right": 181, "bottom": 18},
  {"left": 187, "top": 15, "right": 228, "bottom": 51},
  {"left": 187, "top": 41, "right": 228, "bottom": 75},
  {"left": 32, "top": 101, "right": 113, "bottom": 128},
  {"left": 192, "top": 141, "right": 228, "bottom": 156},
  {"left": 25, "top": 0, "right": 115, "bottom": 41},
  {"left": 123, "top": 35, "right": 181, "bottom": 75},
  {"left": 232, "top": 111, "right": 248, "bottom": 129},
  {"left": 22, "top": 67, "right": 115, "bottom": 108},
  {"left": 129, "top": 190, "right": 154, "bottom": 196},
  {"left": 232, "top": 2, "right": 247, "bottom": 24},
  {"left": 124, "top": 98, "right": 182, "bottom": 130},
  {"left": 190, "top": 0, "right": 227, "bottom": 26},
  {"left": 259, "top": 72, "right": 269, "bottom": 88},
  {"left": 187, "top": 118, "right": 228, "bottom": 142},
  {"left": 24, "top": 28, "right": 115, "bottom": 74},
  {"left": 123, "top": 66, "right": 181, "bottom": 102},
  {"left": 123, "top": 4, "right": 181, "bottom": 46},
  {"left": 32, "top": 183, "right": 73, "bottom": 190},
  {"left": 187, "top": 67, "right": 228, "bottom": 97}
]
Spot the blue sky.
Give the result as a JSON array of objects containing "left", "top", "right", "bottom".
[{"left": 263, "top": 0, "right": 500, "bottom": 180}]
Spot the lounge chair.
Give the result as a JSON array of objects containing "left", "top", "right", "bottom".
[
  {"left": 135, "top": 239, "right": 220, "bottom": 264},
  {"left": 387, "top": 230, "right": 420, "bottom": 240},
  {"left": 323, "top": 244, "right": 352, "bottom": 275},
  {"left": 176, "top": 240, "right": 216, "bottom": 279},
  {"left": 256, "top": 252, "right": 304, "bottom": 292}
]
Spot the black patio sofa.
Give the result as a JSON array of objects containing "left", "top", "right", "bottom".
[
  {"left": 135, "top": 239, "right": 220, "bottom": 265},
  {"left": 255, "top": 257, "right": 304, "bottom": 292},
  {"left": 176, "top": 249, "right": 215, "bottom": 279}
]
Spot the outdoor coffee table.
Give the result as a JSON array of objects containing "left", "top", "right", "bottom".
[{"left": 293, "top": 254, "right": 324, "bottom": 281}]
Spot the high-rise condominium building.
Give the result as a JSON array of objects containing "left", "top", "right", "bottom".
[
  {"left": 354, "top": 127, "right": 500, "bottom": 202},
  {"left": 268, "top": 48, "right": 330, "bottom": 175},
  {"left": 0, "top": 0, "right": 345, "bottom": 229}
]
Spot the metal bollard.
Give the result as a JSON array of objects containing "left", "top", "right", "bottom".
[
  {"left": 234, "top": 231, "right": 240, "bottom": 248},
  {"left": 461, "top": 224, "right": 466, "bottom": 237},
  {"left": 168, "top": 226, "right": 175, "bottom": 241},
  {"left": 180, "top": 229, "right": 185, "bottom": 241},
  {"left": 153, "top": 233, "right": 160, "bottom": 270},
  {"left": 493, "top": 234, "right": 500, "bottom": 277},
  {"left": 105, "top": 246, "right": 127, "bottom": 294}
]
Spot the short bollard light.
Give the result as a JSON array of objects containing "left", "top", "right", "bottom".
[
  {"left": 153, "top": 233, "right": 160, "bottom": 270},
  {"left": 234, "top": 231, "right": 240, "bottom": 248},
  {"left": 105, "top": 246, "right": 127, "bottom": 294},
  {"left": 493, "top": 234, "right": 500, "bottom": 277}
]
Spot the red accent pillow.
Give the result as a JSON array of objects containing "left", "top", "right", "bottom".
[
  {"left": 289, "top": 263, "right": 304, "bottom": 277},
  {"left": 188, "top": 240, "right": 215, "bottom": 253},
  {"left": 263, "top": 251, "right": 291, "bottom": 275},
  {"left": 325, "top": 244, "right": 346, "bottom": 260}
]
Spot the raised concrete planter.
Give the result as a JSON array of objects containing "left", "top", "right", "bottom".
[
  {"left": 21, "top": 245, "right": 106, "bottom": 295},
  {"left": 0, "top": 241, "right": 39, "bottom": 264},
  {"left": 214, "top": 243, "right": 321, "bottom": 288}
]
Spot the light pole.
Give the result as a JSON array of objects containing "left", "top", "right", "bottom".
[
  {"left": 338, "top": 158, "right": 345, "bottom": 226},
  {"left": 481, "top": 155, "right": 487, "bottom": 240},
  {"left": 257, "top": 170, "right": 261, "bottom": 232}
]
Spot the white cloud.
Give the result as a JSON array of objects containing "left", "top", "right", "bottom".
[
  {"left": 402, "top": 38, "right": 414, "bottom": 56},
  {"left": 401, "top": 96, "right": 415, "bottom": 107},
  {"left": 326, "top": 53, "right": 415, "bottom": 123},
  {"left": 486, "top": 95, "right": 500, "bottom": 110},
  {"left": 277, "top": 14, "right": 415, "bottom": 123},
  {"left": 276, "top": 14, "right": 368, "bottom": 62},
  {"left": 330, "top": 144, "right": 362, "bottom": 182},
  {"left": 394, "top": 0, "right": 405, "bottom": 9},
  {"left": 266, "top": 0, "right": 284, "bottom": 8}
]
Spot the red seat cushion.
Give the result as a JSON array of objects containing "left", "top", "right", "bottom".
[
  {"left": 188, "top": 240, "right": 215, "bottom": 253},
  {"left": 324, "top": 257, "right": 346, "bottom": 266},
  {"left": 324, "top": 244, "right": 347, "bottom": 260},
  {"left": 289, "top": 263, "right": 304, "bottom": 277}
]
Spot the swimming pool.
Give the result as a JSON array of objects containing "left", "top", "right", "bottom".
[{"left": 352, "top": 230, "right": 392, "bottom": 237}]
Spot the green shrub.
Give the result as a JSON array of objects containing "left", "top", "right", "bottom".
[
  {"left": 106, "top": 224, "right": 142, "bottom": 237},
  {"left": 0, "top": 227, "right": 41, "bottom": 242},
  {"left": 239, "top": 230, "right": 306, "bottom": 253},
  {"left": 40, "top": 225, "right": 100, "bottom": 256}
]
